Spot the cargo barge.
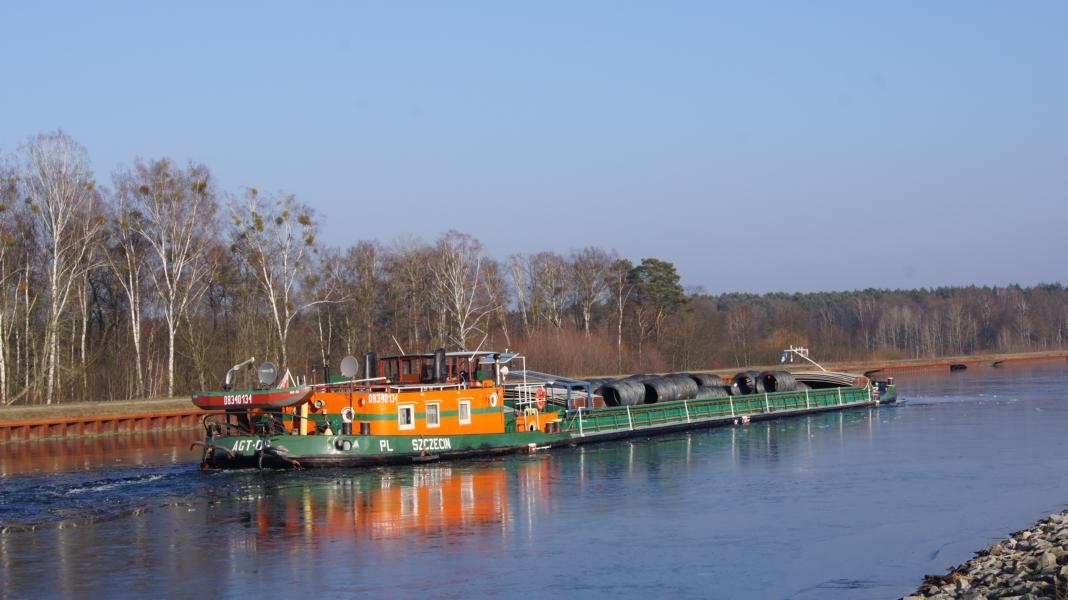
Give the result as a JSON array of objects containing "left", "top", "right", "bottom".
[{"left": 192, "top": 348, "right": 896, "bottom": 470}]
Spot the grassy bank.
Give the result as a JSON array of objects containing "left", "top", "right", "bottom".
[{"left": 0, "top": 397, "right": 194, "bottom": 422}]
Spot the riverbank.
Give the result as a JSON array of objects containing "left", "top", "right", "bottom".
[
  {"left": 2, "top": 350, "right": 1065, "bottom": 421},
  {"left": 836, "top": 350, "right": 1068, "bottom": 377},
  {"left": 905, "top": 508, "right": 1068, "bottom": 599},
  {"left": 0, "top": 397, "right": 192, "bottom": 422},
  {"left": 629, "top": 349, "right": 1068, "bottom": 382}
]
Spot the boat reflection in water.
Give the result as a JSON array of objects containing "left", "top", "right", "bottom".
[
  {"left": 233, "top": 409, "right": 892, "bottom": 549},
  {"left": 1, "top": 407, "right": 905, "bottom": 598},
  {"left": 240, "top": 461, "right": 528, "bottom": 548}
]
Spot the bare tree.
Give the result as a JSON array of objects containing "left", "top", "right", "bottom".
[
  {"left": 342, "top": 241, "right": 380, "bottom": 356},
  {"left": 508, "top": 254, "right": 532, "bottom": 338},
  {"left": 528, "top": 251, "right": 568, "bottom": 330},
  {"left": 433, "top": 231, "right": 497, "bottom": 349},
  {"left": 231, "top": 189, "right": 333, "bottom": 367},
  {"left": 569, "top": 246, "right": 613, "bottom": 336},
  {"left": 608, "top": 259, "right": 634, "bottom": 371},
  {"left": 385, "top": 237, "right": 436, "bottom": 351},
  {"left": 481, "top": 258, "right": 511, "bottom": 347},
  {"left": 313, "top": 247, "right": 342, "bottom": 370},
  {"left": 104, "top": 174, "right": 149, "bottom": 397},
  {"left": 21, "top": 132, "right": 105, "bottom": 404},
  {"left": 0, "top": 166, "right": 20, "bottom": 404},
  {"left": 123, "top": 159, "right": 217, "bottom": 398}
]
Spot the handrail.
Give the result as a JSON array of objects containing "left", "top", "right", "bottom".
[
  {"left": 313, "top": 380, "right": 475, "bottom": 394},
  {"left": 561, "top": 386, "right": 872, "bottom": 434}
]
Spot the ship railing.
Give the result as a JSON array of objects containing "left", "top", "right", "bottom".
[
  {"left": 388, "top": 382, "right": 469, "bottom": 392},
  {"left": 313, "top": 377, "right": 474, "bottom": 394},
  {"left": 562, "top": 385, "right": 872, "bottom": 435},
  {"left": 505, "top": 368, "right": 595, "bottom": 413}
]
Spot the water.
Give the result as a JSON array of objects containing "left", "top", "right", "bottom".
[{"left": 1, "top": 363, "right": 1067, "bottom": 599}]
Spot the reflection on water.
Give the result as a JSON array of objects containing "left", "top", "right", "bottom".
[
  {"left": 2, "top": 362, "right": 1067, "bottom": 599},
  {"left": 0, "top": 429, "right": 200, "bottom": 477},
  {"left": 239, "top": 464, "right": 515, "bottom": 546}
]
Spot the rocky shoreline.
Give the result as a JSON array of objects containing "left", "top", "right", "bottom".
[{"left": 905, "top": 509, "right": 1068, "bottom": 599}]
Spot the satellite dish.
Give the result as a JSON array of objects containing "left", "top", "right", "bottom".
[
  {"left": 257, "top": 361, "right": 278, "bottom": 386},
  {"left": 340, "top": 355, "right": 359, "bottom": 378}
]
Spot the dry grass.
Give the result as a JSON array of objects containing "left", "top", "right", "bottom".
[{"left": 0, "top": 397, "right": 192, "bottom": 422}]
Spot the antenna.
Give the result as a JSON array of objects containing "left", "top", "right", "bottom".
[
  {"left": 339, "top": 355, "right": 359, "bottom": 379},
  {"left": 257, "top": 361, "right": 278, "bottom": 386},
  {"left": 471, "top": 333, "right": 489, "bottom": 358},
  {"left": 391, "top": 335, "right": 407, "bottom": 355}
]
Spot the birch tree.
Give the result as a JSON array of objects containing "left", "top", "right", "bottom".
[
  {"left": 569, "top": 246, "right": 613, "bottom": 336},
  {"left": 21, "top": 132, "right": 104, "bottom": 404},
  {"left": 231, "top": 189, "right": 330, "bottom": 367},
  {"left": 0, "top": 167, "right": 19, "bottom": 403},
  {"left": 433, "top": 231, "right": 497, "bottom": 349},
  {"left": 528, "top": 251, "right": 568, "bottom": 330},
  {"left": 608, "top": 258, "right": 634, "bottom": 371},
  {"left": 105, "top": 172, "right": 149, "bottom": 397},
  {"left": 126, "top": 159, "right": 217, "bottom": 398}
]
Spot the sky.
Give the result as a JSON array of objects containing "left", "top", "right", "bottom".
[{"left": 1, "top": 1, "right": 1066, "bottom": 294}]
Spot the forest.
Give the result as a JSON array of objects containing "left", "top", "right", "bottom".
[{"left": 2, "top": 131, "right": 1066, "bottom": 405}]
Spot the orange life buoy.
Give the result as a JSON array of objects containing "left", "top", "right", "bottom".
[{"left": 535, "top": 387, "right": 547, "bottom": 410}]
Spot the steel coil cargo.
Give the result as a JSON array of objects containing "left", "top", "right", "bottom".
[
  {"left": 640, "top": 376, "right": 678, "bottom": 404},
  {"left": 758, "top": 370, "right": 798, "bottom": 393},
  {"left": 599, "top": 379, "right": 645, "bottom": 407},
  {"left": 582, "top": 378, "right": 614, "bottom": 394},
  {"left": 664, "top": 374, "right": 699, "bottom": 400},
  {"left": 696, "top": 385, "right": 729, "bottom": 399},
  {"left": 686, "top": 373, "right": 723, "bottom": 388},
  {"left": 733, "top": 371, "right": 762, "bottom": 395}
]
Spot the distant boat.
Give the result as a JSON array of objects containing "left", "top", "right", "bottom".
[{"left": 949, "top": 364, "right": 968, "bottom": 372}]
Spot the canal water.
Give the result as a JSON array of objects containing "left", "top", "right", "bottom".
[{"left": 2, "top": 362, "right": 1067, "bottom": 599}]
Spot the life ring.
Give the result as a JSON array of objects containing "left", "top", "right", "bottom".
[
  {"left": 535, "top": 387, "right": 547, "bottom": 410},
  {"left": 341, "top": 407, "right": 355, "bottom": 423},
  {"left": 489, "top": 392, "right": 498, "bottom": 407}
]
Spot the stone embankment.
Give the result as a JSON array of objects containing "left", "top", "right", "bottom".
[{"left": 905, "top": 509, "right": 1068, "bottom": 599}]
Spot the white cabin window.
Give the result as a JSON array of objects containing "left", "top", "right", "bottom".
[
  {"left": 426, "top": 403, "right": 440, "bottom": 428},
  {"left": 398, "top": 404, "right": 415, "bottom": 430},
  {"left": 458, "top": 400, "right": 471, "bottom": 425}
]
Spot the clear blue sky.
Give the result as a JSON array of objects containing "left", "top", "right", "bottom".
[{"left": 2, "top": 1, "right": 1065, "bottom": 294}]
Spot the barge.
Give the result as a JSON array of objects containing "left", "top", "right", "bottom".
[{"left": 192, "top": 348, "right": 896, "bottom": 470}]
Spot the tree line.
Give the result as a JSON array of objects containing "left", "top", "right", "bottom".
[{"left": 1, "top": 131, "right": 1066, "bottom": 405}]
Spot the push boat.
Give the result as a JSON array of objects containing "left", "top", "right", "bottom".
[{"left": 192, "top": 347, "right": 897, "bottom": 470}]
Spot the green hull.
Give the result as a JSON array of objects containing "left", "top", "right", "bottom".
[{"left": 200, "top": 385, "right": 895, "bottom": 469}]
